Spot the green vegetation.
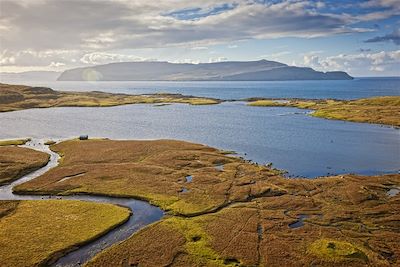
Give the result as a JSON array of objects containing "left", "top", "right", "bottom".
[
  {"left": 0, "top": 146, "right": 49, "bottom": 185},
  {"left": 0, "top": 200, "right": 130, "bottom": 267},
  {"left": 0, "top": 138, "right": 30, "bottom": 146},
  {"left": 248, "top": 96, "right": 400, "bottom": 126},
  {"left": 0, "top": 83, "right": 221, "bottom": 112},
  {"left": 165, "top": 217, "right": 229, "bottom": 266},
  {"left": 308, "top": 239, "right": 368, "bottom": 263}
]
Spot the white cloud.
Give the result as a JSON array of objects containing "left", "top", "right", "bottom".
[
  {"left": 191, "top": 46, "right": 209, "bottom": 50},
  {"left": 79, "top": 52, "right": 144, "bottom": 65},
  {"left": 302, "top": 50, "right": 400, "bottom": 76},
  {"left": 0, "top": 0, "right": 371, "bottom": 52},
  {"left": 208, "top": 57, "right": 228, "bottom": 63},
  {"left": 261, "top": 51, "right": 291, "bottom": 59},
  {"left": 0, "top": 0, "right": 398, "bottom": 74}
]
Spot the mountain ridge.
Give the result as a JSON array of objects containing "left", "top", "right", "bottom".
[{"left": 57, "top": 60, "right": 353, "bottom": 81}]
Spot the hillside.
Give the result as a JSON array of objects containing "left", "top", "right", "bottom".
[{"left": 57, "top": 60, "right": 353, "bottom": 81}]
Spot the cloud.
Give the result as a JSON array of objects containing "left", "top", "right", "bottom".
[
  {"left": 0, "top": 0, "right": 398, "bottom": 74},
  {"left": 191, "top": 46, "right": 209, "bottom": 50},
  {"left": 0, "top": 0, "right": 372, "bottom": 53},
  {"left": 302, "top": 50, "right": 400, "bottom": 76},
  {"left": 365, "top": 29, "right": 400, "bottom": 45},
  {"left": 79, "top": 52, "right": 144, "bottom": 65},
  {"left": 0, "top": 50, "right": 78, "bottom": 67},
  {"left": 208, "top": 57, "right": 228, "bottom": 63},
  {"left": 260, "top": 51, "right": 292, "bottom": 59},
  {"left": 0, "top": 50, "right": 146, "bottom": 69}
]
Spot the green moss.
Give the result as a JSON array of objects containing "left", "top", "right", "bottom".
[
  {"left": 165, "top": 217, "right": 239, "bottom": 266},
  {"left": 308, "top": 239, "right": 368, "bottom": 263}
]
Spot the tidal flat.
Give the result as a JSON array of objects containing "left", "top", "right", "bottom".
[{"left": 1, "top": 139, "right": 398, "bottom": 266}]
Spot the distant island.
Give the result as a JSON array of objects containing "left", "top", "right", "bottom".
[{"left": 57, "top": 60, "right": 353, "bottom": 81}]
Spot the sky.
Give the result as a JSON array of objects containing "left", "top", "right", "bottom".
[{"left": 0, "top": 0, "right": 399, "bottom": 76}]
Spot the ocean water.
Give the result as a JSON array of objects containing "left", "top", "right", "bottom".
[
  {"left": 7, "top": 77, "right": 400, "bottom": 100},
  {"left": 0, "top": 101, "right": 398, "bottom": 178}
]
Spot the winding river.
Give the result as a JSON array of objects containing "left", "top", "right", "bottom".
[{"left": 0, "top": 139, "right": 164, "bottom": 267}]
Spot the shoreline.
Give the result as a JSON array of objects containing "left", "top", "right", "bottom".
[{"left": 1, "top": 83, "right": 399, "bottom": 127}]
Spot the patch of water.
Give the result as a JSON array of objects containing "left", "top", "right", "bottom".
[
  {"left": 387, "top": 188, "right": 400, "bottom": 197},
  {"left": 288, "top": 214, "right": 309, "bottom": 229}
]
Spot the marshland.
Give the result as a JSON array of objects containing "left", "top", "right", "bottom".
[{"left": 0, "top": 78, "right": 399, "bottom": 267}]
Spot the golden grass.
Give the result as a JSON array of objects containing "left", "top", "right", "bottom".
[
  {"left": 248, "top": 96, "right": 400, "bottom": 126},
  {"left": 88, "top": 172, "right": 400, "bottom": 267},
  {"left": 247, "top": 100, "right": 286, "bottom": 107},
  {"left": 0, "top": 200, "right": 130, "bottom": 267},
  {"left": 7, "top": 139, "right": 400, "bottom": 266},
  {"left": 0, "top": 146, "right": 49, "bottom": 185},
  {"left": 0, "top": 138, "right": 30, "bottom": 146},
  {"left": 15, "top": 139, "right": 284, "bottom": 216},
  {"left": 0, "top": 83, "right": 220, "bottom": 112}
]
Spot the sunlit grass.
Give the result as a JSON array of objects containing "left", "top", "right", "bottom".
[
  {"left": 0, "top": 200, "right": 130, "bottom": 267},
  {"left": 248, "top": 96, "right": 400, "bottom": 126}
]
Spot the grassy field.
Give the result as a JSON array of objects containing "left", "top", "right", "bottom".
[
  {"left": 0, "top": 83, "right": 220, "bottom": 112},
  {"left": 0, "top": 200, "right": 130, "bottom": 267},
  {"left": 14, "top": 139, "right": 284, "bottom": 216},
  {"left": 86, "top": 172, "right": 400, "bottom": 267},
  {"left": 10, "top": 139, "right": 399, "bottom": 266},
  {"left": 248, "top": 96, "right": 400, "bottom": 126},
  {"left": 0, "top": 146, "right": 49, "bottom": 185}
]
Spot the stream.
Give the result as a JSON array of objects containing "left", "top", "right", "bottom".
[{"left": 0, "top": 139, "right": 164, "bottom": 267}]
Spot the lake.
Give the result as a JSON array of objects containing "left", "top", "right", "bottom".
[{"left": 0, "top": 100, "right": 398, "bottom": 177}]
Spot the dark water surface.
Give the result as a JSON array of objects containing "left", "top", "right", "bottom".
[
  {"left": 0, "top": 102, "right": 398, "bottom": 177},
  {"left": 8, "top": 77, "right": 400, "bottom": 100}
]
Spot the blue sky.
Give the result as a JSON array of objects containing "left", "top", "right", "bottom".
[{"left": 0, "top": 0, "right": 399, "bottom": 76}]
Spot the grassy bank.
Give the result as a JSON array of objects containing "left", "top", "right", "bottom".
[
  {"left": 0, "top": 146, "right": 49, "bottom": 185},
  {"left": 0, "top": 138, "right": 30, "bottom": 146},
  {"left": 0, "top": 83, "right": 220, "bottom": 112},
  {"left": 248, "top": 96, "right": 400, "bottom": 126},
  {"left": 0, "top": 200, "right": 130, "bottom": 267}
]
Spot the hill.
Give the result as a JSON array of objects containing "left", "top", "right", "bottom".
[{"left": 57, "top": 60, "right": 353, "bottom": 81}]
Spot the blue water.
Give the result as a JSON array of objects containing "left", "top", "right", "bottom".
[
  {"left": 0, "top": 102, "right": 398, "bottom": 177},
  {"left": 9, "top": 77, "right": 400, "bottom": 100}
]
